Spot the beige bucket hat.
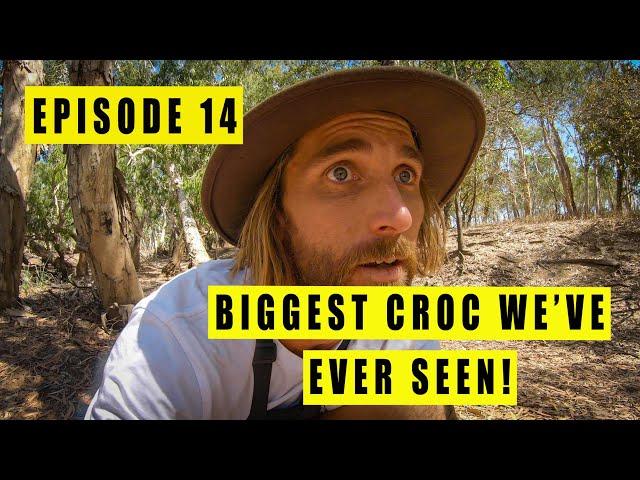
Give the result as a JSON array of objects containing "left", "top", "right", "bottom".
[{"left": 201, "top": 66, "right": 486, "bottom": 245}]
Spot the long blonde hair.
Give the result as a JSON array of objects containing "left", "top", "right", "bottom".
[{"left": 231, "top": 144, "right": 447, "bottom": 285}]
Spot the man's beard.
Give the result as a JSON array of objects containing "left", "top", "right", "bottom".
[{"left": 282, "top": 225, "right": 419, "bottom": 286}]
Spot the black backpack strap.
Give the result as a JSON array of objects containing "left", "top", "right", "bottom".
[
  {"left": 247, "top": 339, "right": 352, "bottom": 420},
  {"left": 247, "top": 339, "right": 277, "bottom": 420},
  {"left": 264, "top": 340, "right": 352, "bottom": 420}
]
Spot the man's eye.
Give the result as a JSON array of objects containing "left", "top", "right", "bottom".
[
  {"left": 327, "top": 165, "right": 352, "bottom": 183},
  {"left": 396, "top": 168, "right": 415, "bottom": 184}
]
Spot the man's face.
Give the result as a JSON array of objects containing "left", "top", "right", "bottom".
[{"left": 280, "top": 111, "right": 425, "bottom": 286}]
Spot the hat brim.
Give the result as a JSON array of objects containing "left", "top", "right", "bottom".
[{"left": 201, "top": 66, "right": 486, "bottom": 246}]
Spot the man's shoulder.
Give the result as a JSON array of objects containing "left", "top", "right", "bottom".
[{"left": 135, "top": 258, "right": 246, "bottom": 323}]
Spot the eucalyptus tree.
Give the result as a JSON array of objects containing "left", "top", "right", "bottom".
[
  {"left": 0, "top": 60, "right": 44, "bottom": 308},
  {"left": 505, "top": 61, "right": 582, "bottom": 216},
  {"left": 575, "top": 62, "right": 640, "bottom": 213},
  {"left": 66, "top": 60, "right": 143, "bottom": 307}
]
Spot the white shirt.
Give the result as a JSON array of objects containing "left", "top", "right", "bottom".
[{"left": 85, "top": 259, "right": 440, "bottom": 419}]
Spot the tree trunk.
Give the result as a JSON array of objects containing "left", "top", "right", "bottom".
[
  {"left": 549, "top": 119, "right": 578, "bottom": 215},
  {"left": 551, "top": 189, "right": 559, "bottom": 215},
  {"left": 482, "top": 173, "right": 496, "bottom": 220},
  {"left": 156, "top": 207, "right": 169, "bottom": 254},
  {"left": 540, "top": 117, "right": 577, "bottom": 216},
  {"left": 508, "top": 126, "right": 533, "bottom": 217},
  {"left": 0, "top": 60, "right": 44, "bottom": 308},
  {"left": 623, "top": 165, "right": 633, "bottom": 212},
  {"left": 52, "top": 187, "right": 71, "bottom": 278},
  {"left": 162, "top": 207, "right": 176, "bottom": 254},
  {"left": 512, "top": 200, "right": 520, "bottom": 219},
  {"left": 594, "top": 156, "right": 602, "bottom": 215},
  {"left": 614, "top": 158, "right": 625, "bottom": 213},
  {"left": 454, "top": 192, "right": 465, "bottom": 252},
  {"left": 443, "top": 202, "right": 452, "bottom": 229},
  {"left": 451, "top": 61, "right": 466, "bottom": 253},
  {"left": 114, "top": 166, "right": 142, "bottom": 269},
  {"left": 465, "top": 162, "right": 478, "bottom": 226},
  {"left": 504, "top": 157, "right": 520, "bottom": 219},
  {"left": 606, "top": 183, "right": 614, "bottom": 212},
  {"left": 66, "top": 60, "right": 143, "bottom": 308},
  {"left": 165, "top": 162, "right": 210, "bottom": 266},
  {"left": 162, "top": 230, "right": 186, "bottom": 276},
  {"left": 76, "top": 252, "right": 89, "bottom": 278},
  {"left": 583, "top": 150, "right": 590, "bottom": 216}
]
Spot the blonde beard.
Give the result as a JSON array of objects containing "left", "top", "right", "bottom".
[{"left": 283, "top": 223, "right": 418, "bottom": 286}]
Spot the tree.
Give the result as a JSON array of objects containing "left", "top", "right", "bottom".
[
  {"left": 506, "top": 61, "right": 580, "bottom": 216},
  {"left": 66, "top": 60, "right": 143, "bottom": 308},
  {"left": 484, "top": 86, "right": 536, "bottom": 219},
  {"left": 508, "top": 125, "right": 533, "bottom": 216},
  {"left": 0, "top": 60, "right": 44, "bottom": 308},
  {"left": 162, "top": 147, "right": 210, "bottom": 266},
  {"left": 26, "top": 145, "right": 76, "bottom": 276},
  {"left": 575, "top": 62, "right": 640, "bottom": 213},
  {"left": 447, "top": 60, "right": 511, "bottom": 249}
]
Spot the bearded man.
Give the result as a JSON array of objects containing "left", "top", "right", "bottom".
[{"left": 85, "top": 66, "right": 486, "bottom": 420}]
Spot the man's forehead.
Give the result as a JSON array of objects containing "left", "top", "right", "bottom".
[
  {"left": 290, "top": 110, "right": 421, "bottom": 159},
  {"left": 308, "top": 110, "right": 416, "bottom": 140},
  {"left": 281, "top": 112, "right": 424, "bottom": 176}
]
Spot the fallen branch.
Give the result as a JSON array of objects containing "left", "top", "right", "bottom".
[
  {"left": 467, "top": 239, "right": 498, "bottom": 247},
  {"left": 497, "top": 253, "right": 521, "bottom": 264},
  {"left": 613, "top": 306, "right": 640, "bottom": 314},
  {"left": 558, "top": 235, "right": 582, "bottom": 245},
  {"left": 537, "top": 258, "right": 620, "bottom": 268},
  {"left": 100, "top": 303, "right": 134, "bottom": 334},
  {"left": 611, "top": 297, "right": 635, "bottom": 304}
]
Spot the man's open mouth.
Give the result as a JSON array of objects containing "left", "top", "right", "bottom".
[
  {"left": 359, "top": 259, "right": 402, "bottom": 268},
  {"left": 354, "top": 258, "right": 405, "bottom": 283}
]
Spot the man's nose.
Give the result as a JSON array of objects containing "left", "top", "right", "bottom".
[{"left": 367, "top": 182, "right": 413, "bottom": 237}]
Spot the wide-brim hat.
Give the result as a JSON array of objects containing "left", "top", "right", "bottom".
[{"left": 201, "top": 66, "right": 486, "bottom": 245}]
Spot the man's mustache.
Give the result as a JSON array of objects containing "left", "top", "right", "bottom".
[{"left": 334, "top": 236, "right": 418, "bottom": 284}]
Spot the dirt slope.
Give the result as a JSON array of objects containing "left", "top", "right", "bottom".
[{"left": 424, "top": 216, "right": 640, "bottom": 419}]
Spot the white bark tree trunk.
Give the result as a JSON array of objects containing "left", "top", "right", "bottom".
[
  {"left": 508, "top": 126, "right": 533, "bottom": 217},
  {"left": 540, "top": 117, "right": 577, "bottom": 216},
  {"left": 114, "top": 166, "right": 142, "bottom": 269},
  {"left": 166, "top": 162, "right": 210, "bottom": 266},
  {"left": 0, "top": 60, "right": 44, "bottom": 308},
  {"left": 66, "top": 60, "right": 143, "bottom": 307}
]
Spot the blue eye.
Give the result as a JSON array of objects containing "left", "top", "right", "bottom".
[
  {"left": 328, "top": 165, "right": 351, "bottom": 182},
  {"left": 396, "top": 168, "right": 415, "bottom": 184}
]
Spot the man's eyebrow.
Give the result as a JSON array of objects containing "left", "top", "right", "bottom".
[
  {"left": 316, "top": 138, "right": 373, "bottom": 159},
  {"left": 307, "top": 137, "right": 424, "bottom": 169},
  {"left": 399, "top": 144, "right": 424, "bottom": 165}
]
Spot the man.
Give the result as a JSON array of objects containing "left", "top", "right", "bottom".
[{"left": 85, "top": 66, "right": 486, "bottom": 420}]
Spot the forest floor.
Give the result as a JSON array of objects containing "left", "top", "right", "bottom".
[{"left": 0, "top": 215, "right": 638, "bottom": 420}]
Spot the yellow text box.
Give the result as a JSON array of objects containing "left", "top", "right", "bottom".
[
  {"left": 208, "top": 286, "right": 611, "bottom": 340},
  {"left": 24, "top": 86, "right": 243, "bottom": 144},
  {"left": 303, "top": 350, "right": 517, "bottom": 405}
]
